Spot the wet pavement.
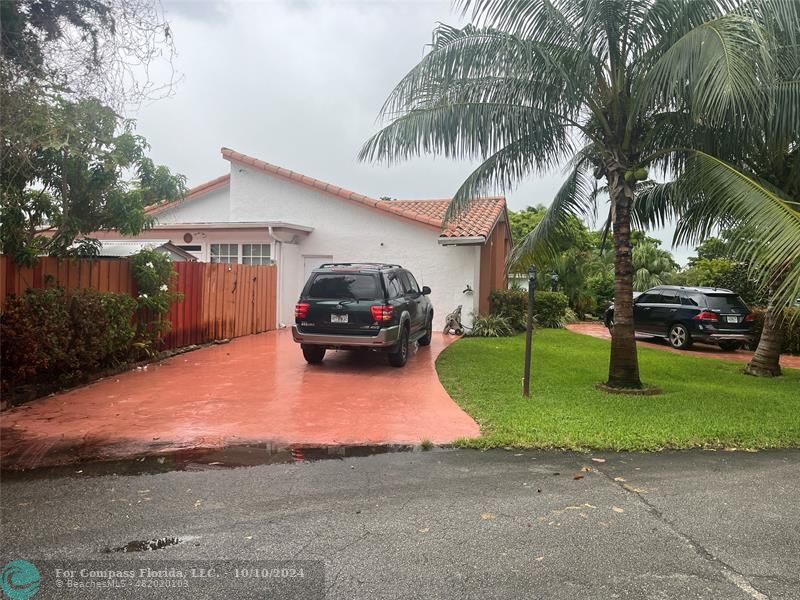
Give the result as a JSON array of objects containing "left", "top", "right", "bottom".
[
  {"left": 0, "top": 330, "right": 479, "bottom": 471},
  {"left": 567, "top": 322, "right": 800, "bottom": 369},
  {"left": 3, "top": 449, "right": 798, "bottom": 599}
]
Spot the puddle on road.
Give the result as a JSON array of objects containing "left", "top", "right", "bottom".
[
  {"left": 104, "top": 537, "right": 184, "bottom": 553},
  {"left": 1, "top": 443, "right": 419, "bottom": 480}
]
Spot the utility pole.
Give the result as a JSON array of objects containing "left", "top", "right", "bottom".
[{"left": 523, "top": 264, "right": 536, "bottom": 397}]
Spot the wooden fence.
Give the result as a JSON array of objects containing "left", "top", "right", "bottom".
[
  {"left": 1, "top": 256, "right": 277, "bottom": 350},
  {"left": 162, "top": 262, "right": 278, "bottom": 348},
  {"left": 1, "top": 255, "right": 134, "bottom": 299}
]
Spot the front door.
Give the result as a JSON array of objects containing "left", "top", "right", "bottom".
[{"left": 303, "top": 256, "right": 332, "bottom": 286}]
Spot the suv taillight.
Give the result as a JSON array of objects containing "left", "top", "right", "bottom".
[
  {"left": 370, "top": 304, "right": 394, "bottom": 322},
  {"left": 693, "top": 311, "right": 718, "bottom": 321},
  {"left": 295, "top": 303, "right": 310, "bottom": 319},
  {"left": 745, "top": 313, "right": 754, "bottom": 322}
]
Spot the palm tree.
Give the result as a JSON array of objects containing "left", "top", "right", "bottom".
[
  {"left": 361, "top": 0, "right": 795, "bottom": 389},
  {"left": 632, "top": 242, "right": 678, "bottom": 291},
  {"left": 638, "top": 9, "right": 800, "bottom": 376}
]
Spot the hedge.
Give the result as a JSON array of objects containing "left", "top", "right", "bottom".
[
  {"left": 488, "top": 289, "right": 570, "bottom": 330},
  {"left": 750, "top": 307, "right": 800, "bottom": 355},
  {"left": 1, "top": 287, "right": 137, "bottom": 391}
]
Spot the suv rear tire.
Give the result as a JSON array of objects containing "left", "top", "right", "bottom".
[
  {"left": 388, "top": 326, "right": 409, "bottom": 367},
  {"left": 668, "top": 323, "right": 692, "bottom": 349},
  {"left": 302, "top": 346, "right": 326, "bottom": 364},
  {"left": 418, "top": 314, "right": 433, "bottom": 346}
]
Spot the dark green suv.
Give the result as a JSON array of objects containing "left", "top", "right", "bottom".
[{"left": 292, "top": 263, "right": 433, "bottom": 367}]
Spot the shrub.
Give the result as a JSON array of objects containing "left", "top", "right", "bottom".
[
  {"left": 750, "top": 307, "right": 800, "bottom": 355},
  {"left": 0, "top": 286, "right": 138, "bottom": 390},
  {"left": 488, "top": 288, "right": 528, "bottom": 330},
  {"left": 533, "top": 291, "right": 569, "bottom": 328},
  {"left": 489, "top": 288, "right": 570, "bottom": 329},
  {"left": 469, "top": 314, "right": 514, "bottom": 337},
  {"left": 68, "top": 290, "right": 137, "bottom": 376},
  {"left": 0, "top": 297, "right": 42, "bottom": 389},
  {"left": 22, "top": 287, "right": 72, "bottom": 374}
]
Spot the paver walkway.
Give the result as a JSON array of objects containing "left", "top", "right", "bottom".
[
  {"left": 567, "top": 322, "right": 800, "bottom": 368},
  {"left": 1, "top": 330, "right": 479, "bottom": 470}
]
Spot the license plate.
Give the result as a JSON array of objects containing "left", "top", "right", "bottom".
[
  {"left": 331, "top": 313, "right": 348, "bottom": 323},
  {"left": 725, "top": 315, "right": 739, "bottom": 323}
]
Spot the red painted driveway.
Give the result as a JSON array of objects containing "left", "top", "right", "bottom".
[
  {"left": 1, "top": 331, "right": 479, "bottom": 469},
  {"left": 566, "top": 322, "right": 800, "bottom": 369}
]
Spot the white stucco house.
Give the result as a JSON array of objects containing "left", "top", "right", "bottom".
[{"left": 97, "top": 148, "right": 511, "bottom": 329}]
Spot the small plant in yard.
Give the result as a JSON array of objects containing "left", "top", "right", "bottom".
[
  {"left": 129, "top": 249, "right": 183, "bottom": 354},
  {"left": 469, "top": 314, "right": 514, "bottom": 338},
  {"left": 420, "top": 439, "right": 434, "bottom": 451}
]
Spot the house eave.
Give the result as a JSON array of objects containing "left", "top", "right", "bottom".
[
  {"left": 437, "top": 236, "right": 486, "bottom": 246},
  {"left": 149, "top": 221, "right": 314, "bottom": 233}
]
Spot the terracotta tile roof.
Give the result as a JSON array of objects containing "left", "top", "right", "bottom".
[
  {"left": 147, "top": 148, "right": 508, "bottom": 241},
  {"left": 145, "top": 174, "right": 230, "bottom": 216},
  {"left": 381, "top": 198, "right": 507, "bottom": 239}
]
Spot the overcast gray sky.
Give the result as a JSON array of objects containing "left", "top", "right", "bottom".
[{"left": 136, "top": 0, "right": 691, "bottom": 262}]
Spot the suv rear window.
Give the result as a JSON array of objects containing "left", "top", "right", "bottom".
[
  {"left": 705, "top": 294, "right": 748, "bottom": 311},
  {"left": 306, "top": 273, "right": 381, "bottom": 300}
]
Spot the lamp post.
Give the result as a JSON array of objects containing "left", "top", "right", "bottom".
[{"left": 523, "top": 264, "right": 536, "bottom": 397}]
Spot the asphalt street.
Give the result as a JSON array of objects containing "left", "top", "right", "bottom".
[{"left": 2, "top": 449, "right": 799, "bottom": 599}]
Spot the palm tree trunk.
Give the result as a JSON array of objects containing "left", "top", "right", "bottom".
[
  {"left": 744, "top": 303, "right": 784, "bottom": 377},
  {"left": 607, "top": 166, "right": 642, "bottom": 389}
]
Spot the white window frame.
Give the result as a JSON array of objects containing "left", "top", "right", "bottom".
[
  {"left": 241, "top": 242, "right": 272, "bottom": 265},
  {"left": 207, "top": 242, "right": 273, "bottom": 264},
  {"left": 209, "top": 243, "right": 239, "bottom": 264}
]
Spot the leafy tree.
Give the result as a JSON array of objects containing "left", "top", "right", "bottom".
[
  {"left": 1, "top": 97, "right": 186, "bottom": 265},
  {"left": 1, "top": 1, "right": 184, "bottom": 264},
  {"left": 508, "top": 206, "right": 546, "bottom": 243},
  {"left": 360, "top": 0, "right": 793, "bottom": 389},
  {"left": 1, "top": 0, "right": 176, "bottom": 111}
]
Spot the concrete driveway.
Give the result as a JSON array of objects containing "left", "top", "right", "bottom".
[{"left": 0, "top": 330, "right": 479, "bottom": 470}]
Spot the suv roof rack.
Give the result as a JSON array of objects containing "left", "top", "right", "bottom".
[{"left": 318, "top": 262, "right": 403, "bottom": 269}]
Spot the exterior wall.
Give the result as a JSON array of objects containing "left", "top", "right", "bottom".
[
  {"left": 229, "top": 160, "right": 480, "bottom": 329},
  {"left": 478, "top": 215, "right": 512, "bottom": 314},
  {"left": 92, "top": 227, "right": 273, "bottom": 263},
  {"left": 154, "top": 185, "right": 232, "bottom": 224}
]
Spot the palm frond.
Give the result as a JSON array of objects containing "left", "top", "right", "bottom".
[
  {"left": 673, "top": 151, "right": 800, "bottom": 306},
  {"left": 634, "top": 12, "right": 773, "bottom": 124},
  {"left": 508, "top": 165, "right": 595, "bottom": 268}
]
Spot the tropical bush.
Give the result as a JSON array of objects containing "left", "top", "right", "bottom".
[
  {"left": 129, "top": 248, "right": 182, "bottom": 352},
  {"left": 488, "top": 288, "right": 528, "bottom": 330},
  {"left": 533, "top": 291, "right": 570, "bottom": 329},
  {"left": 469, "top": 314, "right": 514, "bottom": 337},
  {"left": 750, "top": 308, "right": 800, "bottom": 355},
  {"left": 0, "top": 287, "right": 138, "bottom": 391},
  {"left": 488, "top": 289, "right": 569, "bottom": 329}
]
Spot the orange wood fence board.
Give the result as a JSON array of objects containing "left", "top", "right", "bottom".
[{"left": 2, "top": 256, "right": 277, "bottom": 350}]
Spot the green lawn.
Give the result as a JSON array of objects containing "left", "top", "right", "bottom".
[{"left": 436, "top": 329, "right": 800, "bottom": 451}]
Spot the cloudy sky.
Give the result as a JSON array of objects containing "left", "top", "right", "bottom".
[{"left": 136, "top": 0, "right": 690, "bottom": 262}]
